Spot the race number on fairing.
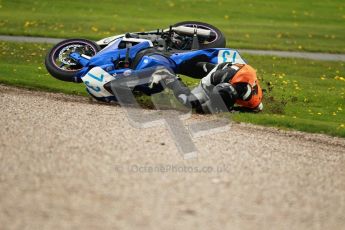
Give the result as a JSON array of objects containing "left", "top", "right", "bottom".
[
  {"left": 81, "top": 67, "right": 114, "bottom": 98},
  {"left": 217, "top": 49, "right": 246, "bottom": 64}
]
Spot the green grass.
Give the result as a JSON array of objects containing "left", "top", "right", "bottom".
[
  {"left": 0, "top": 0, "right": 344, "bottom": 53},
  {"left": 0, "top": 42, "right": 87, "bottom": 95},
  {"left": 232, "top": 54, "right": 345, "bottom": 136},
  {"left": 0, "top": 41, "right": 344, "bottom": 137}
]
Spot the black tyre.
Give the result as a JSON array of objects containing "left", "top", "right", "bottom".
[
  {"left": 173, "top": 21, "right": 226, "bottom": 49},
  {"left": 45, "top": 39, "right": 101, "bottom": 82}
]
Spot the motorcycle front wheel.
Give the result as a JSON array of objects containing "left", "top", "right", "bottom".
[{"left": 45, "top": 39, "right": 101, "bottom": 82}]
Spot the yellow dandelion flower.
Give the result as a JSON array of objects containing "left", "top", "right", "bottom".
[
  {"left": 91, "top": 26, "right": 98, "bottom": 32},
  {"left": 317, "top": 112, "right": 322, "bottom": 115},
  {"left": 24, "top": 21, "right": 31, "bottom": 27}
]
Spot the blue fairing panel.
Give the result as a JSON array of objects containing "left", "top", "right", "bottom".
[
  {"left": 170, "top": 49, "right": 217, "bottom": 66},
  {"left": 135, "top": 54, "right": 176, "bottom": 71},
  {"left": 170, "top": 48, "right": 246, "bottom": 66},
  {"left": 89, "top": 41, "right": 152, "bottom": 67},
  {"left": 76, "top": 41, "right": 153, "bottom": 78}
]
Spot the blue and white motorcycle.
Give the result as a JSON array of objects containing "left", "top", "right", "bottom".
[{"left": 45, "top": 21, "right": 246, "bottom": 101}]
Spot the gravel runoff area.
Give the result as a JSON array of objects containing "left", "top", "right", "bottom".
[
  {"left": 0, "top": 85, "right": 345, "bottom": 230},
  {"left": 1, "top": 35, "right": 345, "bottom": 62}
]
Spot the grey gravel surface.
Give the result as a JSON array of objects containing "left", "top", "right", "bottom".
[
  {"left": 1, "top": 35, "right": 344, "bottom": 61},
  {"left": 0, "top": 85, "right": 345, "bottom": 230}
]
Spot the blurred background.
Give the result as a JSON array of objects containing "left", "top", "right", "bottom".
[
  {"left": 1, "top": 0, "right": 344, "bottom": 53},
  {"left": 0, "top": 0, "right": 344, "bottom": 135}
]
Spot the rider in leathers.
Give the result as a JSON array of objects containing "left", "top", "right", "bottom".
[{"left": 151, "top": 62, "right": 263, "bottom": 113}]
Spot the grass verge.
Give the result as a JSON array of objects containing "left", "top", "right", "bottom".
[{"left": 0, "top": 41, "right": 344, "bottom": 137}]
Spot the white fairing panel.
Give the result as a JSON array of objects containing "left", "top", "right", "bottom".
[
  {"left": 121, "top": 37, "right": 154, "bottom": 46},
  {"left": 96, "top": 34, "right": 124, "bottom": 45},
  {"left": 81, "top": 67, "right": 114, "bottom": 98},
  {"left": 217, "top": 49, "right": 246, "bottom": 64},
  {"left": 96, "top": 35, "right": 154, "bottom": 47}
]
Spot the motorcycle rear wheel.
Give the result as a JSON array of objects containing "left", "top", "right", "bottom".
[{"left": 45, "top": 39, "right": 101, "bottom": 82}]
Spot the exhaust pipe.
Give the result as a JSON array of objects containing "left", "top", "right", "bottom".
[{"left": 166, "top": 26, "right": 215, "bottom": 38}]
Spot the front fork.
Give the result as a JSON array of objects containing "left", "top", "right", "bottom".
[{"left": 69, "top": 52, "right": 91, "bottom": 67}]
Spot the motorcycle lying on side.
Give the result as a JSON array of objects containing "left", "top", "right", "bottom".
[{"left": 45, "top": 21, "right": 246, "bottom": 102}]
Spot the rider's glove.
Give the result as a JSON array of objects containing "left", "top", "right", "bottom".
[
  {"left": 209, "top": 82, "right": 238, "bottom": 111},
  {"left": 201, "top": 62, "right": 232, "bottom": 87},
  {"left": 215, "top": 62, "right": 232, "bottom": 71},
  {"left": 210, "top": 63, "right": 240, "bottom": 85}
]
